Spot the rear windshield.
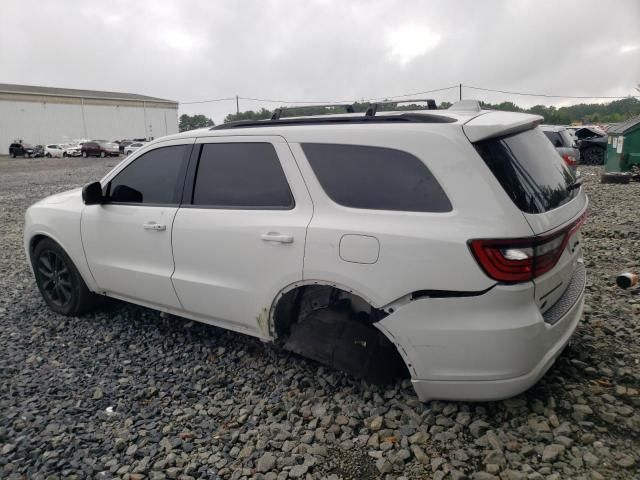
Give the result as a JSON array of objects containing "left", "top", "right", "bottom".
[{"left": 475, "top": 128, "right": 577, "bottom": 214}]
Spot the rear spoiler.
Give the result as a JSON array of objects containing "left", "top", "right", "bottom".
[{"left": 463, "top": 111, "right": 544, "bottom": 143}]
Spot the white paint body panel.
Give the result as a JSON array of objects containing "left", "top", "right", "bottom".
[
  {"left": 339, "top": 234, "right": 380, "bottom": 264},
  {"left": 286, "top": 125, "right": 534, "bottom": 307},
  {"left": 81, "top": 204, "right": 182, "bottom": 309},
  {"left": 170, "top": 136, "right": 313, "bottom": 338},
  {"left": 23, "top": 107, "right": 588, "bottom": 401}
]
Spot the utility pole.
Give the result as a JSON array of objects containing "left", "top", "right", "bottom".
[
  {"left": 236, "top": 95, "right": 239, "bottom": 115},
  {"left": 459, "top": 83, "right": 462, "bottom": 101}
]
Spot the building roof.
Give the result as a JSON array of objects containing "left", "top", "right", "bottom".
[
  {"left": 608, "top": 115, "right": 640, "bottom": 135},
  {"left": 0, "top": 83, "right": 177, "bottom": 105}
]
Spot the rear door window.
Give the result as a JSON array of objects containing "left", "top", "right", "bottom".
[
  {"left": 191, "top": 143, "right": 294, "bottom": 209},
  {"left": 301, "top": 143, "right": 451, "bottom": 212},
  {"left": 475, "top": 128, "right": 577, "bottom": 214}
]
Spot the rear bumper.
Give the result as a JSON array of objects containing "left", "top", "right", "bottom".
[{"left": 376, "top": 268, "right": 585, "bottom": 402}]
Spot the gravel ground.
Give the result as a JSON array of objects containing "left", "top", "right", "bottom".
[{"left": 0, "top": 156, "right": 639, "bottom": 480}]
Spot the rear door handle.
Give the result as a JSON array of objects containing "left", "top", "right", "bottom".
[
  {"left": 143, "top": 222, "right": 166, "bottom": 231},
  {"left": 261, "top": 232, "right": 294, "bottom": 244}
]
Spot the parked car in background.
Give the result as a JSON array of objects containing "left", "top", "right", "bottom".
[
  {"left": 24, "top": 101, "right": 587, "bottom": 402},
  {"left": 572, "top": 126, "right": 607, "bottom": 165},
  {"left": 81, "top": 141, "right": 120, "bottom": 158},
  {"left": 32, "top": 145, "right": 45, "bottom": 158},
  {"left": 9, "top": 142, "right": 37, "bottom": 158},
  {"left": 124, "top": 142, "right": 146, "bottom": 155},
  {"left": 540, "top": 125, "right": 580, "bottom": 173},
  {"left": 119, "top": 140, "right": 134, "bottom": 154},
  {"left": 62, "top": 143, "right": 82, "bottom": 157},
  {"left": 45, "top": 144, "right": 66, "bottom": 158}
]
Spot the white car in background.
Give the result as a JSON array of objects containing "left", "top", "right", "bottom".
[
  {"left": 62, "top": 143, "right": 82, "bottom": 157},
  {"left": 124, "top": 142, "right": 146, "bottom": 155},
  {"left": 44, "top": 144, "right": 66, "bottom": 158},
  {"left": 23, "top": 101, "right": 587, "bottom": 401}
]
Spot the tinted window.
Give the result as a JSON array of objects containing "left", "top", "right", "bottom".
[
  {"left": 108, "top": 145, "right": 191, "bottom": 204},
  {"left": 192, "top": 143, "right": 293, "bottom": 208},
  {"left": 301, "top": 143, "right": 451, "bottom": 212},
  {"left": 543, "top": 131, "right": 564, "bottom": 148},
  {"left": 475, "top": 128, "right": 577, "bottom": 214}
]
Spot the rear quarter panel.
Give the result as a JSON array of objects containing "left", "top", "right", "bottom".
[{"left": 285, "top": 124, "right": 536, "bottom": 307}]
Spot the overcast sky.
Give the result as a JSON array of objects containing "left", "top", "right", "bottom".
[{"left": 2, "top": 0, "right": 639, "bottom": 123}]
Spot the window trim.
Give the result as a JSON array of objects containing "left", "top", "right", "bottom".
[
  {"left": 184, "top": 141, "right": 296, "bottom": 211},
  {"left": 103, "top": 143, "right": 194, "bottom": 207}
]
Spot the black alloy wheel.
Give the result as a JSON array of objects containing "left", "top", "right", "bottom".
[
  {"left": 32, "top": 238, "right": 98, "bottom": 315},
  {"left": 37, "top": 249, "right": 73, "bottom": 308}
]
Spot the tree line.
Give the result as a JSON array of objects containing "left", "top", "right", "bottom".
[{"left": 179, "top": 97, "right": 640, "bottom": 131}]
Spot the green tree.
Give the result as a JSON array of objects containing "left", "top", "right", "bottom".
[{"left": 179, "top": 114, "right": 215, "bottom": 132}]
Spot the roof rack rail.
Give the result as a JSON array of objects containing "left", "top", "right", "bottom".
[
  {"left": 365, "top": 98, "right": 437, "bottom": 117},
  {"left": 271, "top": 103, "right": 355, "bottom": 120},
  {"left": 213, "top": 112, "right": 456, "bottom": 130}
]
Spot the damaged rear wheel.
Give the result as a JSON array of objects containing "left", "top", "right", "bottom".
[{"left": 276, "top": 287, "right": 409, "bottom": 385}]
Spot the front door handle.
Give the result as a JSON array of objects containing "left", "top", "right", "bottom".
[
  {"left": 261, "top": 232, "right": 294, "bottom": 244},
  {"left": 143, "top": 222, "right": 166, "bottom": 231}
]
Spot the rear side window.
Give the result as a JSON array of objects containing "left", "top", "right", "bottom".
[
  {"left": 475, "top": 128, "right": 577, "bottom": 214},
  {"left": 108, "top": 145, "right": 191, "bottom": 204},
  {"left": 301, "top": 143, "right": 451, "bottom": 212},
  {"left": 192, "top": 143, "right": 294, "bottom": 209},
  {"left": 542, "top": 131, "right": 564, "bottom": 147}
]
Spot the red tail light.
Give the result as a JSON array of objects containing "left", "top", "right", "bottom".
[
  {"left": 469, "top": 212, "right": 586, "bottom": 283},
  {"left": 562, "top": 154, "right": 577, "bottom": 166}
]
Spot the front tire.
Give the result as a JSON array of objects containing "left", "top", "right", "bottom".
[
  {"left": 100, "top": 151, "right": 106, "bottom": 158},
  {"left": 46, "top": 153, "right": 52, "bottom": 158},
  {"left": 10, "top": 151, "right": 16, "bottom": 158},
  {"left": 82, "top": 151, "right": 88, "bottom": 158},
  {"left": 581, "top": 146, "right": 605, "bottom": 165},
  {"left": 32, "top": 238, "right": 98, "bottom": 316}
]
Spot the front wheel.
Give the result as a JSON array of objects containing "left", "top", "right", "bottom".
[
  {"left": 581, "top": 146, "right": 605, "bottom": 165},
  {"left": 100, "top": 151, "right": 106, "bottom": 158},
  {"left": 10, "top": 151, "right": 16, "bottom": 158},
  {"left": 82, "top": 151, "right": 88, "bottom": 158},
  {"left": 46, "top": 153, "right": 52, "bottom": 158},
  {"left": 32, "top": 238, "right": 98, "bottom": 316}
]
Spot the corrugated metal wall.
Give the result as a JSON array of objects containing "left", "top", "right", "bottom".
[{"left": 0, "top": 99, "right": 178, "bottom": 153}]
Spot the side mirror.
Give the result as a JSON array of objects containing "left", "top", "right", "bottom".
[{"left": 82, "top": 181, "right": 104, "bottom": 205}]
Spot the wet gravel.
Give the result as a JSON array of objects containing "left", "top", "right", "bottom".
[{"left": 0, "top": 157, "right": 639, "bottom": 480}]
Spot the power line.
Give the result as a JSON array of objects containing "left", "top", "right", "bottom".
[
  {"left": 181, "top": 96, "right": 236, "bottom": 105},
  {"left": 367, "top": 85, "right": 459, "bottom": 102},
  {"left": 462, "top": 85, "right": 637, "bottom": 100},
  {"left": 179, "top": 85, "right": 638, "bottom": 107},
  {"left": 180, "top": 85, "right": 460, "bottom": 106},
  {"left": 239, "top": 96, "right": 353, "bottom": 104},
  {"left": 239, "top": 85, "right": 460, "bottom": 105}
]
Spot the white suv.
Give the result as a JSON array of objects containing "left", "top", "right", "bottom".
[{"left": 24, "top": 101, "right": 587, "bottom": 401}]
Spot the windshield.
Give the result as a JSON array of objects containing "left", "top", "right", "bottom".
[{"left": 475, "top": 128, "right": 578, "bottom": 214}]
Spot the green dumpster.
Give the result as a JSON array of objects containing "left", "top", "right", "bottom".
[{"left": 605, "top": 115, "right": 640, "bottom": 173}]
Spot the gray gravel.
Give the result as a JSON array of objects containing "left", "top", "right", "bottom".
[{"left": 0, "top": 157, "right": 639, "bottom": 479}]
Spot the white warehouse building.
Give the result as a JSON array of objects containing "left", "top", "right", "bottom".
[{"left": 0, "top": 83, "right": 179, "bottom": 154}]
